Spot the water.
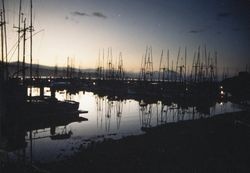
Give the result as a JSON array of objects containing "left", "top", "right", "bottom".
[{"left": 7, "top": 88, "right": 241, "bottom": 163}]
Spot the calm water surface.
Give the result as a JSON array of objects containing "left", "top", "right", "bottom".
[{"left": 8, "top": 88, "right": 240, "bottom": 163}]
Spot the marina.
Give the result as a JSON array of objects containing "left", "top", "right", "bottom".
[
  {"left": 0, "top": 0, "right": 250, "bottom": 172},
  {"left": 1, "top": 89, "right": 242, "bottom": 163}
]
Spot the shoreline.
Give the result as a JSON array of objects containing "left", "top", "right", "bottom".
[
  {"left": 32, "top": 110, "right": 250, "bottom": 173},
  {"left": 2, "top": 110, "right": 250, "bottom": 172}
]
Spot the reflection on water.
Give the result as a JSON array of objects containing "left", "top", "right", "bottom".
[
  {"left": 96, "top": 97, "right": 123, "bottom": 131},
  {"left": 139, "top": 103, "right": 152, "bottom": 128},
  {"left": 1, "top": 88, "right": 241, "bottom": 163}
]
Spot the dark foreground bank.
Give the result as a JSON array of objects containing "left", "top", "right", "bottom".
[{"left": 3, "top": 110, "right": 250, "bottom": 173}]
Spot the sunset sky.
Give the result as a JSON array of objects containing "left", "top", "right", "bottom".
[{"left": 4, "top": 0, "right": 250, "bottom": 73}]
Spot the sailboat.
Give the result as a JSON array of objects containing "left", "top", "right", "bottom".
[{"left": 1, "top": 0, "right": 81, "bottom": 118}]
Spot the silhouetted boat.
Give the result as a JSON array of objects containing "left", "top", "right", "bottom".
[{"left": 7, "top": 96, "right": 79, "bottom": 117}]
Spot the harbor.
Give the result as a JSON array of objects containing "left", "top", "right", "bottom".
[{"left": 1, "top": 0, "right": 250, "bottom": 172}]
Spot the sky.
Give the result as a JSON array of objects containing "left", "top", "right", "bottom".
[{"left": 3, "top": 0, "right": 250, "bottom": 73}]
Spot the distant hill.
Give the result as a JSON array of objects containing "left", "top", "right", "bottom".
[
  {"left": 7, "top": 61, "right": 178, "bottom": 80},
  {"left": 8, "top": 62, "right": 96, "bottom": 78}
]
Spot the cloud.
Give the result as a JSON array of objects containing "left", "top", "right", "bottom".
[
  {"left": 188, "top": 29, "right": 204, "bottom": 34},
  {"left": 92, "top": 12, "right": 107, "bottom": 19},
  {"left": 69, "top": 11, "right": 107, "bottom": 19},
  {"left": 71, "top": 11, "right": 89, "bottom": 16}
]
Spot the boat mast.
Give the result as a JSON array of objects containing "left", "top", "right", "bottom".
[
  {"left": 22, "top": 18, "right": 26, "bottom": 82},
  {"left": 17, "top": 0, "right": 22, "bottom": 78},
  {"left": 29, "top": 0, "right": 33, "bottom": 98},
  {"left": 184, "top": 47, "right": 187, "bottom": 83},
  {"left": 167, "top": 49, "right": 169, "bottom": 81},
  {"left": 2, "top": 0, "right": 8, "bottom": 79},
  {"left": 0, "top": 11, "right": 4, "bottom": 81},
  {"left": 175, "top": 47, "right": 180, "bottom": 82},
  {"left": 30, "top": 0, "right": 33, "bottom": 81},
  {"left": 158, "top": 50, "right": 163, "bottom": 81},
  {"left": 66, "top": 57, "right": 69, "bottom": 78}
]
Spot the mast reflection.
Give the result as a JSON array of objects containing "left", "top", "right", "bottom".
[
  {"left": 96, "top": 96, "right": 124, "bottom": 132},
  {"left": 0, "top": 107, "right": 87, "bottom": 164},
  {"left": 139, "top": 101, "right": 152, "bottom": 128}
]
